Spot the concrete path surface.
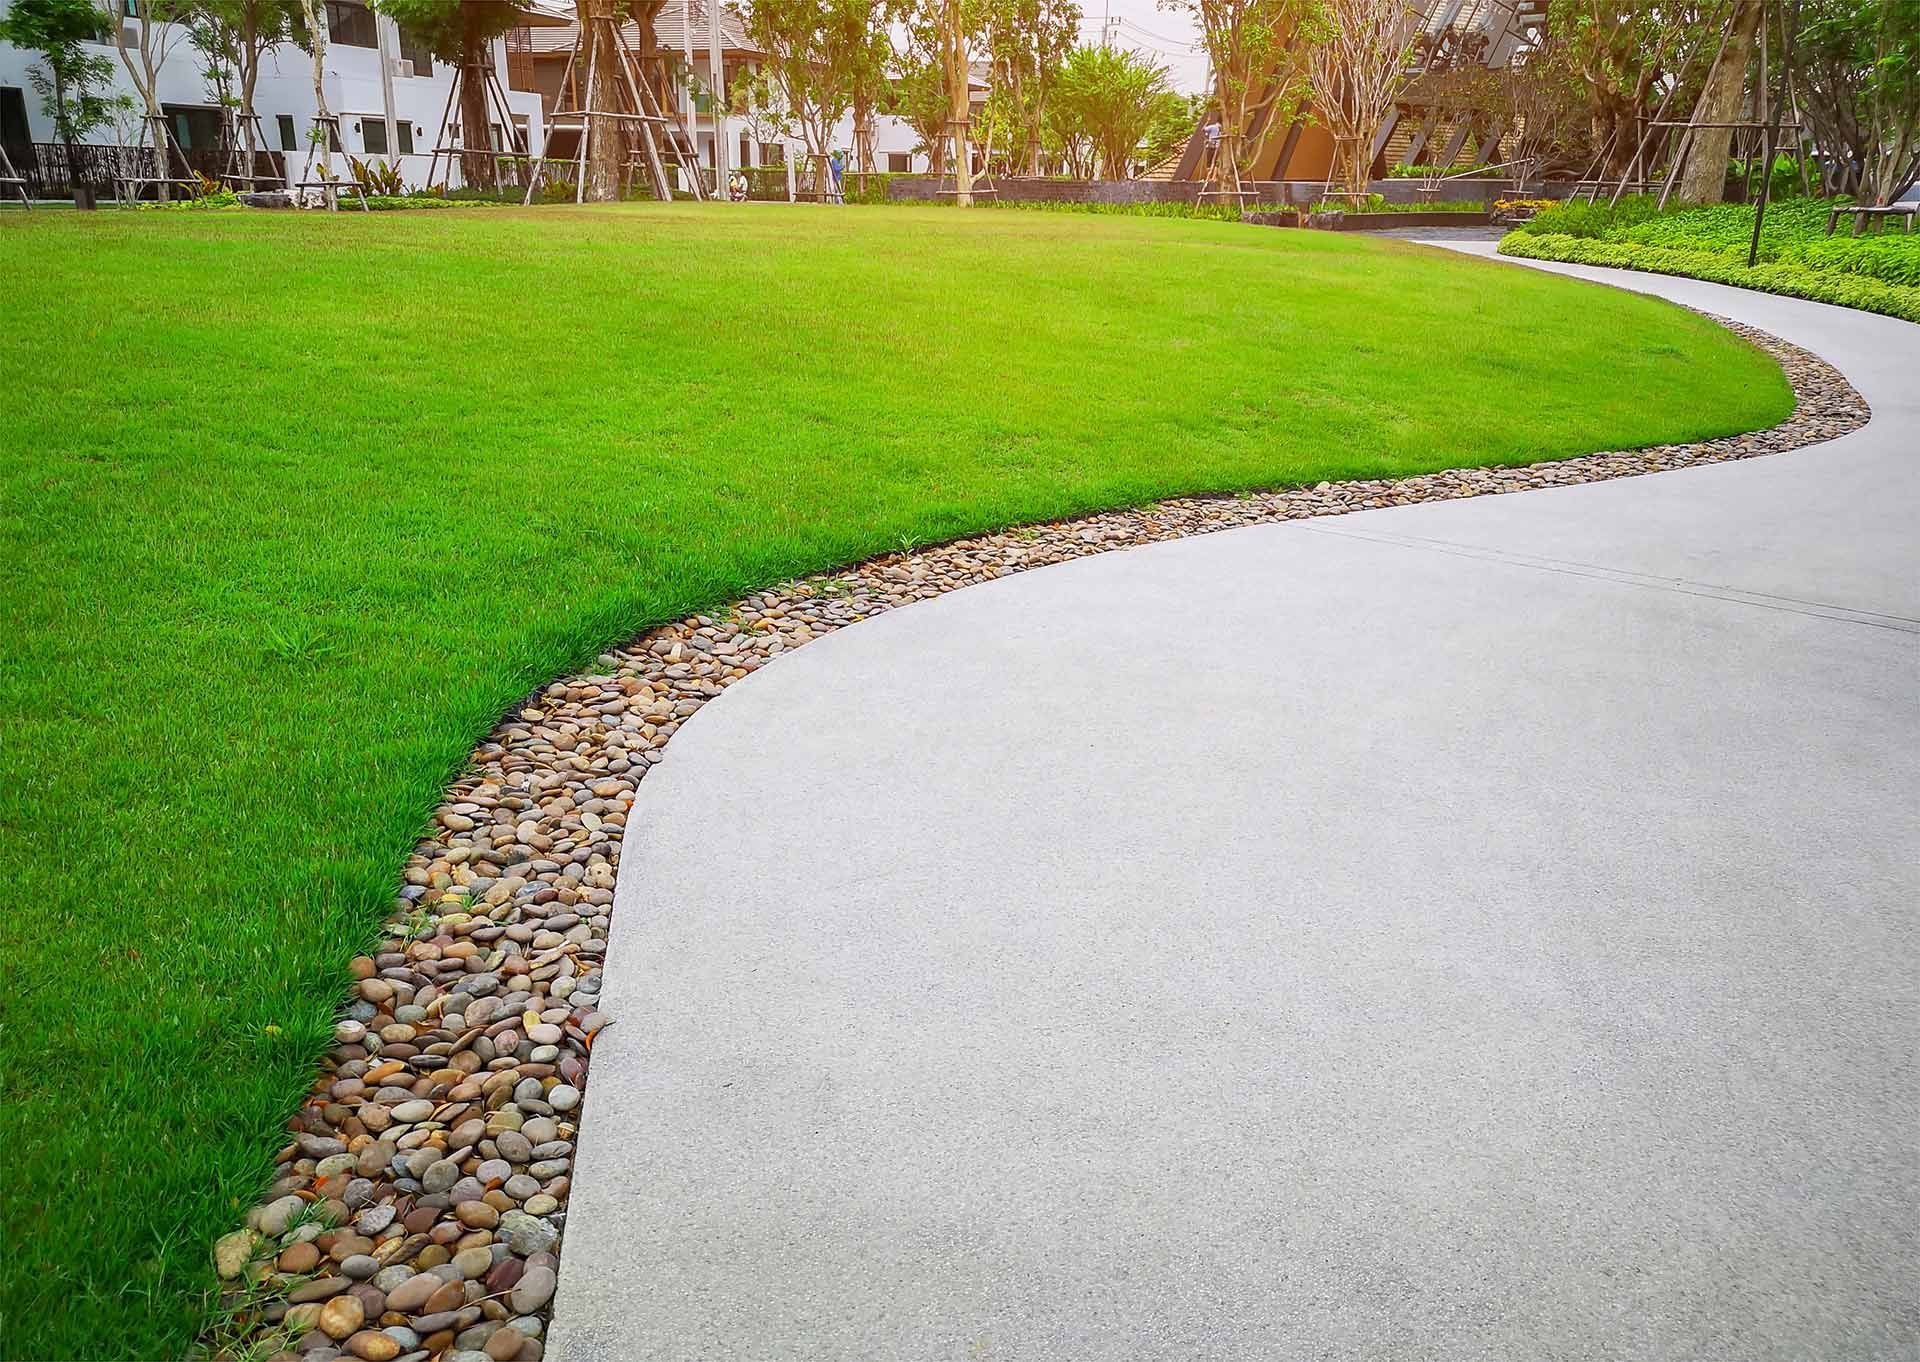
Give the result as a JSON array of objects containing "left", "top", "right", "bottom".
[{"left": 551, "top": 256, "right": 1919, "bottom": 1361}]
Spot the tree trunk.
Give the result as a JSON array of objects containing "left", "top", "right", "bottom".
[
  {"left": 459, "top": 20, "right": 498, "bottom": 190},
  {"left": 300, "top": 0, "right": 333, "bottom": 194},
  {"left": 581, "top": 3, "right": 624, "bottom": 200},
  {"left": 1677, "top": 0, "right": 1762, "bottom": 204},
  {"left": 944, "top": 2, "right": 971, "bottom": 206}
]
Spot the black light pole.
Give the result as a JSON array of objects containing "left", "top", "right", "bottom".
[{"left": 1747, "top": 0, "right": 1779, "bottom": 269}]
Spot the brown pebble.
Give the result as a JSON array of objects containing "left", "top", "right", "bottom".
[
  {"left": 317, "top": 1293, "right": 365, "bottom": 1339},
  {"left": 278, "top": 1241, "right": 321, "bottom": 1274},
  {"left": 346, "top": 1328, "right": 402, "bottom": 1361},
  {"left": 485, "top": 1257, "right": 525, "bottom": 1293}
]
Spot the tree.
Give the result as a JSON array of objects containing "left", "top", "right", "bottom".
[
  {"left": 888, "top": 48, "right": 952, "bottom": 174},
  {"left": 100, "top": 0, "right": 193, "bottom": 195},
  {"left": 1162, "top": 0, "right": 1316, "bottom": 190},
  {"left": 981, "top": 0, "right": 1078, "bottom": 175},
  {"left": 728, "top": 62, "right": 793, "bottom": 167},
  {"left": 1307, "top": 0, "right": 1421, "bottom": 198},
  {"left": 374, "top": 0, "right": 527, "bottom": 189},
  {"left": 1048, "top": 43, "right": 1177, "bottom": 177},
  {"left": 843, "top": 0, "right": 893, "bottom": 171},
  {"left": 1545, "top": 0, "right": 1716, "bottom": 183},
  {"left": 292, "top": 0, "right": 336, "bottom": 192},
  {"left": 938, "top": 0, "right": 977, "bottom": 201},
  {"left": 1795, "top": 0, "right": 1920, "bottom": 202},
  {"left": 0, "top": 0, "right": 117, "bottom": 167},
  {"left": 745, "top": 0, "right": 877, "bottom": 195},
  {"left": 187, "top": 0, "right": 302, "bottom": 178},
  {"left": 1143, "top": 87, "right": 1204, "bottom": 165},
  {"left": 1677, "top": 0, "right": 1763, "bottom": 202}
]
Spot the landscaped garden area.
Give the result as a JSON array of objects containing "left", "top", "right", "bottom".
[
  {"left": 1501, "top": 195, "right": 1920, "bottom": 323},
  {"left": 0, "top": 202, "right": 1795, "bottom": 1358}
]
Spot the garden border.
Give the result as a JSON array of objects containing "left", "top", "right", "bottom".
[{"left": 206, "top": 314, "right": 1867, "bottom": 1362}]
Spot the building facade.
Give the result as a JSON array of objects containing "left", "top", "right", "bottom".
[{"left": 0, "top": 0, "right": 549, "bottom": 194}]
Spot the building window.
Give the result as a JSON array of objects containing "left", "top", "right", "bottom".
[
  {"left": 395, "top": 121, "right": 414, "bottom": 155},
  {"left": 2, "top": 86, "right": 32, "bottom": 149},
  {"left": 277, "top": 113, "right": 296, "bottom": 151},
  {"left": 324, "top": 0, "right": 377, "bottom": 48},
  {"left": 397, "top": 26, "right": 433, "bottom": 77},
  {"left": 888, "top": 152, "right": 910, "bottom": 173},
  {"left": 163, "top": 104, "right": 221, "bottom": 152},
  {"left": 759, "top": 142, "right": 783, "bottom": 166},
  {"left": 361, "top": 116, "right": 387, "bottom": 156}
]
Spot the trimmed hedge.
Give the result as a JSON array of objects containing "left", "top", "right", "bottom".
[{"left": 1499, "top": 229, "right": 1920, "bottom": 324}]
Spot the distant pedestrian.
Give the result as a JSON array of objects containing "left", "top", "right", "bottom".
[
  {"left": 828, "top": 151, "right": 846, "bottom": 205},
  {"left": 1203, "top": 119, "right": 1221, "bottom": 170}
]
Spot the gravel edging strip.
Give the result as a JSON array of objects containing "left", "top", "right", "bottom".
[{"left": 203, "top": 316, "right": 1865, "bottom": 1362}]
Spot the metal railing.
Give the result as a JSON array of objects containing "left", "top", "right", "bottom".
[{"left": 4, "top": 142, "right": 286, "bottom": 198}]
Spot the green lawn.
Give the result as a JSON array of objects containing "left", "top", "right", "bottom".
[{"left": 0, "top": 202, "right": 1789, "bottom": 1358}]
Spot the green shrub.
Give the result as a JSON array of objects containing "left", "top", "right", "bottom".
[
  {"left": 1502, "top": 193, "right": 1920, "bottom": 316},
  {"left": 1500, "top": 229, "right": 1920, "bottom": 324},
  {"left": 982, "top": 197, "right": 1270, "bottom": 222},
  {"left": 1513, "top": 194, "right": 1667, "bottom": 239},
  {"left": 1310, "top": 195, "right": 1485, "bottom": 215},
  {"left": 362, "top": 194, "right": 476, "bottom": 210}
]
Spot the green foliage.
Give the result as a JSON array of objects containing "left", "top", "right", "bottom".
[
  {"left": 0, "top": 0, "right": 117, "bottom": 144},
  {"left": 1501, "top": 195, "right": 1920, "bottom": 322},
  {"left": 363, "top": 193, "right": 477, "bottom": 209},
  {"left": 979, "top": 0, "right": 1081, "bottom": 173},
  {"left": 1046, "top": 44, "right": 1180, "bottom": 178},
  {"left": 1309, "top": 195, "right": 1486, "bottom": 214},
  {"left": 744, "top": 0, "right": 885, "bottom": 168},
  {"left": 349, "top": 154, "right": 406, "bottom": 195},
  {"left": 843, "top": 170, "right": 895, "bottom": 204},
  {"left": 1794, "top": 0, "right": 1920, "bottom": 203},
  {"left": 1513, "top": 193, "right": 1668, "bottom": 239},
  {"left": 1142, "top": 90, "right": 1206, "bottom": 168},
  {"left": 367, "top": 0, "right": 520, "bottom": 60},
  {"left": 984, "top": 195, "right": 1281, "bottom": 219}
]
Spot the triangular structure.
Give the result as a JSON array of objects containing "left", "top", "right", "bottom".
[{"left": 522, "top": 4, "right": 707, "bottom": 204}]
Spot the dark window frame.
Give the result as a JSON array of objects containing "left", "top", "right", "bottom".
[
  {"left": 396, "top": 26, "right": 434, "bottom": 77},
  {"left": 324, "top": 0, "right": 378, "bottom": 49}
]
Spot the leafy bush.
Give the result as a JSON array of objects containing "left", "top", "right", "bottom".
[
  {"left": 1500, "top": 229, "right": 1920, "bottom": 324},
  {"left": 1513, "top": 194, "right": 1669, "bottom": 239},
  {"left": 348, "top": 155, "right": 405, "bottom": 196},
  {"left": 1502, "top": 193, "right": 1920, "bottom": 317},
  {"left": 982, "top": 197, "right": 1273, "bottom": 222},
  {"left": 844, "top": 171, "right": 894, "bottom": 206},
  {"left": 1309, "top": 195, "right": 1485, "bottom": 215},
  {"left": 362, "top": 194, "right": 479, "bottom": 211}
]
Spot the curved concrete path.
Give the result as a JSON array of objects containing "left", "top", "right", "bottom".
[{"left": 552, "top": 258, "right": 1919, "bottom": 1361}]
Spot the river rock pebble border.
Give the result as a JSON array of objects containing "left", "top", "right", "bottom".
[{"left": 205, "top": 318, "right": 1862, "bottom": 1362}]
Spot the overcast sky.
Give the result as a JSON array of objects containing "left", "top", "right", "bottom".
[{"left": 1085, "top": 0, "right": 1209, "bottom": 93}]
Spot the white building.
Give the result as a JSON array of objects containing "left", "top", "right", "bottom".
[
  {"left": 0, "top": 0, "right": 546, "bottom": 193},
  {"left": 0, "top": 0, "right": 935, "bottom": 197}
]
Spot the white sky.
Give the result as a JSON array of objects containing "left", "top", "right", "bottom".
[{"left": 1087, "top": 0, "right": 1209, "bottom": 93}]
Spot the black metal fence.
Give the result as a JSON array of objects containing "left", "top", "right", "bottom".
[{"left": 3, "top": 142, "right": 287, "bottom": 199}]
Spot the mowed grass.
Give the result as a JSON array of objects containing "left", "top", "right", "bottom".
[{"left": 0, "top": 203, "right": 1789, "bottom": 1357}]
